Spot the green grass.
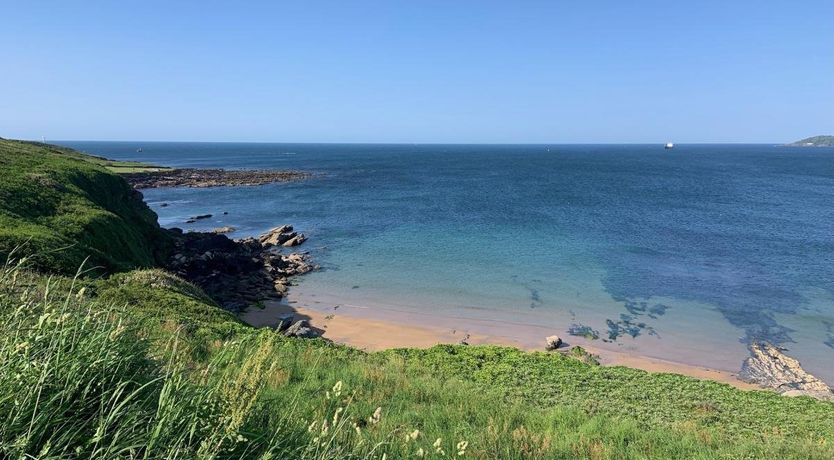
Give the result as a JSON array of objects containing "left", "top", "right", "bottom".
[
  {"left": 384, "top": 345, "right": 834, "bottom": 441},
  {"left": 0, "top": 139, "right": 171, "bottom": 274},
  {"left": 1, "top": 139, "right": 171, "bottom": 172}
]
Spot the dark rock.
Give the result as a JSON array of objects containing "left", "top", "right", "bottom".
[
  {"left": 275, "top": 314, "right": 294, "bottom": 332},
  {"left": 162, "top": 225, "right": 315, "bottom": 313},
  {"left": 191, "top": 214, "right": 212, "bottom": 220}
]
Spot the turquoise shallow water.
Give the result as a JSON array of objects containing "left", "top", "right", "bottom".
[{"left": 62, "top": 141, "right": 834, "bottom": 382}]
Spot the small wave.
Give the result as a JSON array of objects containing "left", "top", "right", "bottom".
[{"left": 150, "top": 199, "right": 193, "bottom": 205}]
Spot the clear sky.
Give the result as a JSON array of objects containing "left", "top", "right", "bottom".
[{"left": 1, "top": 1, "right": 832, "bottom": 143}]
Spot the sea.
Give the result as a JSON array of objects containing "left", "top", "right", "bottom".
[{"left": 60, "top": 141, "right": 834, "bottom": 383}]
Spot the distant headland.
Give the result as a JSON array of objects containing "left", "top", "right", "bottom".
[{"left": 786, "top": 135, "right": 834, "bottom": 147}]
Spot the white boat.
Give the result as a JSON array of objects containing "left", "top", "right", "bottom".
[{"left": 664, "top": 142, "right": 674, "bottom": 149}]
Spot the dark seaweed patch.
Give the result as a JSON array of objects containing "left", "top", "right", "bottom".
[{"left": 568, "top": 324, "right": 600, "bottom": 340}]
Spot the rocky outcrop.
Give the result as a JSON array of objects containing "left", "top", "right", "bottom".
[
  {"left": 124, "top": 168, "right": 310, "bottom": 189},
  {"left": 282, "top": 234, "right": 307, "bottom": 247},
  {"left": 259, "top": 225, "right": 295, "bottom": 246},
  {"left": 740, "top": 341, "right": 834, "bottom": 401},
  {"left": 165, "top": 226, "right": 317, "bottom": 312},
  {"left": 545, "top": 335, "right": 563, "bottom": 351},
  {"left": 258, "top": 225, "right": 308, "bottom": 247},
  {"left": 283, "top": 319, "right": 319, "bottom": 338}
]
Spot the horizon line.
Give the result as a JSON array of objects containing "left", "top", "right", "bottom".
[{"left": 34, "top": 138, "right": 805, "bottom": 146}]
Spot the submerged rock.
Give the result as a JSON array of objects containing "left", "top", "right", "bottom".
[
  {"left": 124, "top": 168, "right": 310, "bottom": 189},
  {"left": 211, "top": 226, "right": 237, "bottom": 234},
  {"left": 740, "top": 341, "right": 834, "bottom": 401},
  {"left": 545, "top": 335, "right": 563, "bottom": 351}
]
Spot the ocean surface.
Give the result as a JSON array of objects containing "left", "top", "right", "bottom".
[{"left": 61, "top": 141, "right": 834, "bottom": 382}]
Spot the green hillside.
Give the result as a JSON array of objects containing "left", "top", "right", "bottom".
[
  {"left": 0, "top": 139, "right": 171, "bottom": 274},
  {"left": 0, "top": 139, "right": 832, "bottom": 459},
  {"left": 787, "top": 135, "right": 834, "bottom": 147}
]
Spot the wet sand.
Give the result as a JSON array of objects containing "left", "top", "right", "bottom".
[{"left": 241, "top": 299, "right": 758, "bottom": 390}]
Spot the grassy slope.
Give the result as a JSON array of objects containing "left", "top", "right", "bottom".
[
  {"left": 1, "top": 267, "right": 828, "bottom": 459},
  {"left": 0, "top": 139, "right": 171, "bottom": 274},
  {"left": 0, "top": 139, "right": 832, "bottom": 458}
]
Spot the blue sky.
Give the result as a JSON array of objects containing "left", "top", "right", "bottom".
[{"left": 1, "top": 1, "right": 832, "bottom": 143}]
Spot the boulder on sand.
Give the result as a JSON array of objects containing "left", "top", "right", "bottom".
[
  {"left": 545, "top": 335, "right": 563, "bottom": 351},
  {"left": 283, "top": 319, "right": 319, "bottom": 338},
  {"left": 740, "top": 341, "right": 834, "bottom": 401}
]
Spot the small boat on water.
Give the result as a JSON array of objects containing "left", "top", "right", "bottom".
[
  {"left": 664, "top": 142, "right": 674, "bottom": 149},
  {"left": 136, "top": 148, "right": 143, "bottom": 152}
]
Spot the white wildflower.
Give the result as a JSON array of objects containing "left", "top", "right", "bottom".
[
  {"left": 368, "top": 406, "right": 382, "bottom": 424},
  {"left": 434, "top": 437, "right": 445, "bottom": 455},
  {"left": 405, "top": 429, "right": 420, "bottom": 442}
]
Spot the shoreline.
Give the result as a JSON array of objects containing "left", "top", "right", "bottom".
[
  {"left": 104, "top": 150, "right": 826, "bottom": 398},
  {"left": 241, "top": 298, "right": 759, "bottom": 390}
]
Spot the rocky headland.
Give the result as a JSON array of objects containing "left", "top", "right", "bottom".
[
  {"left": 124, "top": 168, "right": 311, "bottom": 189},
  {"left": 786, "top": 135, "right": 834, "bottom": 147}
]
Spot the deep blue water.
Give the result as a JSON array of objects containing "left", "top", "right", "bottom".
[{"left": 60, "top": 141, "right": 834, "bottom": 380}]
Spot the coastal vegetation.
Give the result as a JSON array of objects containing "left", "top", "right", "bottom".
[
  {"left": 0, "top": 139, "right": 170, "bottom": 274},
  {"left": 1, "top": 139, "right": 833, "bottom": 458}
]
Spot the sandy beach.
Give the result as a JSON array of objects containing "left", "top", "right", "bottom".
[{"left": 241, "top": 299, "right": 758, "bottom": 390}]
